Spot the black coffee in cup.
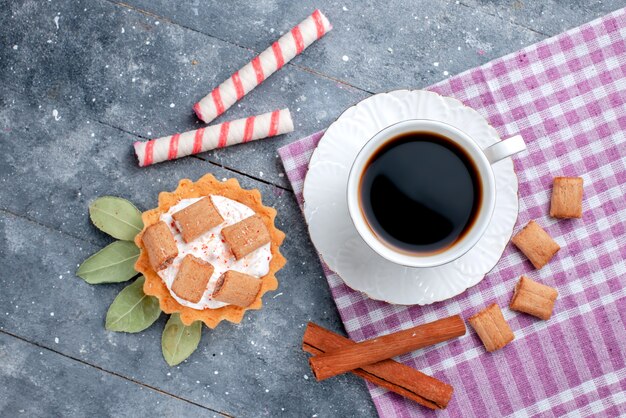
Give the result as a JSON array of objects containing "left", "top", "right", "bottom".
[{"left": 359, "top": 131, "right": 482, "bottom": 255}]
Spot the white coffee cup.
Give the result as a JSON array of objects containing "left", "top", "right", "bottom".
[{"left": 346, "top": 119, "right": 526, "bottom": 268}]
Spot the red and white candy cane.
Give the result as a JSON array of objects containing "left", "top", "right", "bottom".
[
  {"left": 193, "top": 9, "right": 332, "bottom": 123},
  {"left": 134, "top": 109, "right": 293, "bottom": 167}
]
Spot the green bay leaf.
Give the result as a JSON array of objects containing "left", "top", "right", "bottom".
[
  {"left": 89, "top": 196, "right": 143, "bottom": 241},
  {"left": 77, "top": 241, "right": 139, "bottom": 284},
  {"left": 105, "top": 276, "right": 161, "bottom": 333},
  {"left": 162, "top": 314, "right": 202, "bottom": 366}
]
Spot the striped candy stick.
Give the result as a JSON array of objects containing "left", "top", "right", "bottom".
[
  {"left": 134, "top": 109, "right": 293, "bottom": 167},
  {"left": 193, "top": 9, "right": 332, "bottom": 123}
]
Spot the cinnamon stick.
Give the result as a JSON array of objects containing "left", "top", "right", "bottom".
[
  {"left": 309, "top": 315, "right": 465, "bottom": 381},
  {"left": 303, "top": 323, "right": 453, "bottom": 409}
]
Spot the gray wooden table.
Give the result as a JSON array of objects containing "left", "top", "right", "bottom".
[{"left": 1, "top": 1, "right": 622, "bottom": 416}]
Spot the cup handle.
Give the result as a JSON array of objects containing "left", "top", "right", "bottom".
[{"left": 483, "top": 135, "right": 526, "bottom": 165}]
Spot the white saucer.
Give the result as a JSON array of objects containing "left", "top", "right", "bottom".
[{"left": 302, "top": 90, "right": 519, "bottom": 305}]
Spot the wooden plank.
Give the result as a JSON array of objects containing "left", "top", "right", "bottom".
[
  {"left": 0, "top": 331, "right": 226, "bottom": 416},
  {"left": 111, "top": 0, "right": 548, "bottom": 92},
  {"left": 1, "top": 0, "right": 367, "bottom": 188}
]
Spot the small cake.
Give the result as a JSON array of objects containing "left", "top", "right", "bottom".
[
  {"left": 510, "top": 276, "right": 558, "bottom": 320},
  {"left": 212, "top": 270, "right": 262, "bottom": 307},
  {"left": 550, "top": 177, "right": 583, "bottom": 219},
  {"left": 468, "top": 303, "right": 514, "bottom": 352},
  {"left": 142, "top": 221, "right": 178, "bottom": 271},
  {"left": 222, "top": 215, "right": 270, "bottom": 259},
  {"left": 135, "top": 174, "right": 286, "bottom": 328},
  {"left": 172, "top": 196, "right": 224, "bottom": 242},
  {"left": 171, "top": 255, "right": 214, "bottom": 304},
  {"left": 511, "top": 220, "right": 560, "bottom": 269}
]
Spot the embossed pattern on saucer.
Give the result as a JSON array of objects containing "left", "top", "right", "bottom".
[{"left": 303, "top": 90, "right": 519, "bottom": 305}]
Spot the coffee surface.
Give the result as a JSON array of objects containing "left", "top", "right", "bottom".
[{"left": 359, "top": 131, "right": 481, "bottom": 254}]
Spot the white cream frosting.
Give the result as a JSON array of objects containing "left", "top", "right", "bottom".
[{"left": 158, "top": 195, "right": 271, "bottom": 310}]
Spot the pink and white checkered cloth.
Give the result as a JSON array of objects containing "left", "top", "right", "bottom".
[{"left": 279, "top": 9, "right": 626, "bottom": 417}]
